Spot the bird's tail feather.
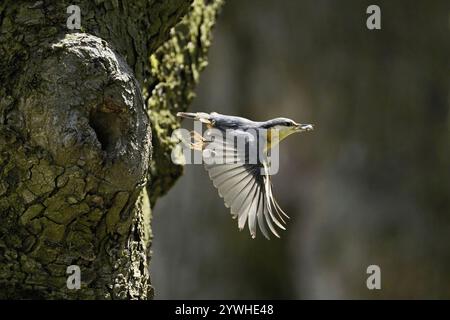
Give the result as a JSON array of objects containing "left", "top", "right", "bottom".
[
  {"left": 177, "top": 112, "right": 212, "bottom": 124},
  {"left": 177, "top": 112, "right": 198, "bottom": 119}
]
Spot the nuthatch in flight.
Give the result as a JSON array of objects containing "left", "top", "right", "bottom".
[{"left": 177, "top": 111, "right": 313, "bottom": 239}]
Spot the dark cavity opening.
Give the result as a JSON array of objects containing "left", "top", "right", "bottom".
[{"left": 89, "top": 111, "right": 124, "bottom": 154}]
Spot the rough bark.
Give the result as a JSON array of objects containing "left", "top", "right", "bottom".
[{"left": 0, "top": 0, "right": 223, "bottom": 299}]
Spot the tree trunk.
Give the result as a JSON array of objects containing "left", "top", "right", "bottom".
[{"left": 0, "top": 0, "right": 222, "bottom": 299}]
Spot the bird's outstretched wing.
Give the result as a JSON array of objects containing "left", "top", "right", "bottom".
[{"left": 202, "top": 131, "right": 289, "bottom": 239}]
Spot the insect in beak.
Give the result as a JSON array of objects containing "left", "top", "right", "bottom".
[{"left": 295, "top": 123, "right": 314, "bottom": 132}]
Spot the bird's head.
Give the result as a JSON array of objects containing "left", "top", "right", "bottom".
[{"left": 262, "top": 117, "right": 314, "bottom": 141}]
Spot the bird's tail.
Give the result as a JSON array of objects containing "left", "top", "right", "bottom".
[
  {"left": 177, "top": 112, "right": 212, "bottom": 124},
  {"left": 176, "top": 112, "right": 198, "bottom": 119}
]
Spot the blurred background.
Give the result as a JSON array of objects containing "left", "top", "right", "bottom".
[{"left": 151, "top": 0, "right": 449, "bottom": 299}]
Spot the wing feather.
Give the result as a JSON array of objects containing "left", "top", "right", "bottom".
[
  {"left": 259, "top": 179, "right": 281, "bottom": 238},
  {"left": 256, "top": 192, "right": 270, "bottom": 240},
  {"left": 237, "top": 179, "right": 258, "bottom": 230},
  {"left": 202, "top": 129, "right": 288, "bottom": 239}
]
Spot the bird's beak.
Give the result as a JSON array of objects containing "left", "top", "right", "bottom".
[{"left": 294, "top": 123, "right": 314, "bottom": 132}]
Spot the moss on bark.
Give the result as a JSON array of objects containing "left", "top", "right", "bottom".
[{"left": 146, "top": 0, "right": 224, "bottom": 205}]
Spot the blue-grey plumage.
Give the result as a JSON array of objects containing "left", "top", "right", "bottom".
[
  {"left": 178, "top": 111, "right": 313, "bottom": 132},
  {"left": 177, "top": 111, "right": 313, "bottom": 239}
]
